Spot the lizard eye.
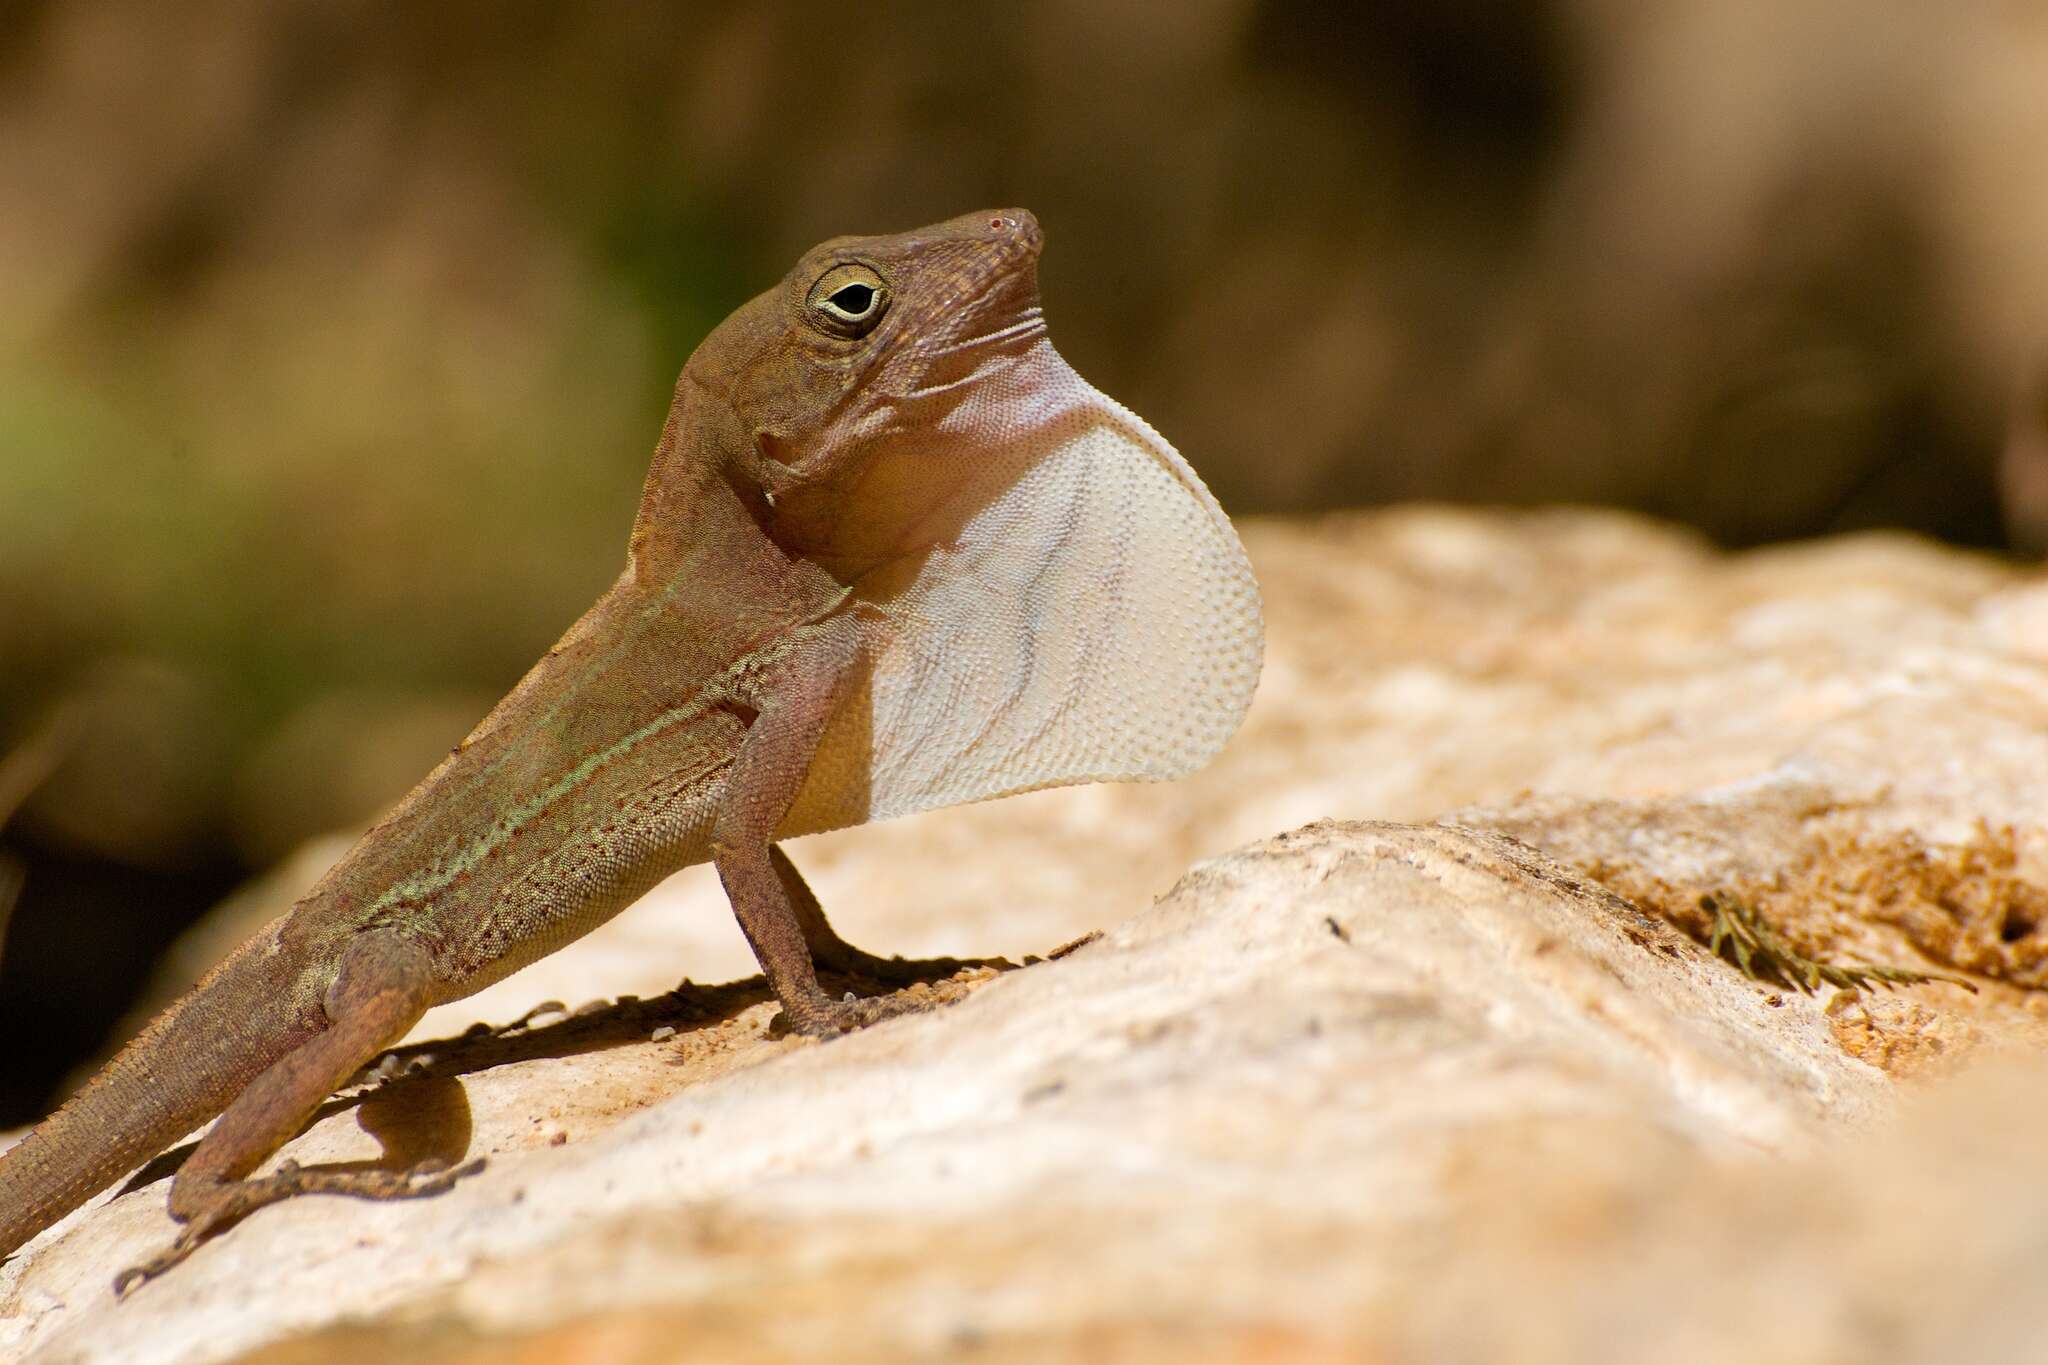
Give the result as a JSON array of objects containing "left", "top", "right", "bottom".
[
  {"left": 828, "top": 283, "right": 876, "bottom": 316},
  {"left": 807, "top": 263, "right": 890, "bottom": 337}
]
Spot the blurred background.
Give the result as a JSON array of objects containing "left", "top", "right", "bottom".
[{"left": 2, "top": 0, "right": 2046, "bottom": 1125}]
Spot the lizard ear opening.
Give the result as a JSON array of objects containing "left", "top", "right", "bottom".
[{"left": 782, "top": 337, "right": 1263, "bottom": 835}]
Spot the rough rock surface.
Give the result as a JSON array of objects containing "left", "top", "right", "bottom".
[{"left": 9, "top": 507, "right": 2048, "bottom": 1363}]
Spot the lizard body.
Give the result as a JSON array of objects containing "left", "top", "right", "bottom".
[{"left": 0, "top": 210, "right": 1262, "bottom": 1287}]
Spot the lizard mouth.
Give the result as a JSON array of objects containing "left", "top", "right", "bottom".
[{"left": 896, "top": 212, "right": 1049, "bottom": 401}]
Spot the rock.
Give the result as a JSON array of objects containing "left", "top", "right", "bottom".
[
  {"left": 0, "top": 822, "right": 1887, "bottom": 1363},
  {"left": 9, "top": 507, "right": 2048, "bottom": 1362},
  {"left": 1456, "top": 779, "right": 2048, "bottom": 1077}
]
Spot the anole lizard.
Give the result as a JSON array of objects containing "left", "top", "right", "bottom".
[{"left": 0, "top": 209, "right": 1263, "bottom": 1291}]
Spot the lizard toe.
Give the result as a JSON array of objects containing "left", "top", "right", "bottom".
[{"left": 781, "top": 989, "right": 928, "bottom": 1039}]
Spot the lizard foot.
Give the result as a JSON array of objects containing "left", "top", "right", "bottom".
[
  {"left": 779, "top": 988, "right": 929, "bottom": 1039},
  {"left": 112, "top": 1155, "right": 486, "bottom": 1296},
  {"left": 113, "top": 1227, "right": 207, "bottom": 1298}
]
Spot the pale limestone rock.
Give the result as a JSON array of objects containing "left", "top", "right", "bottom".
[
  {"left": 0, "top": 823, "right": 1887, "bottom": 1363},
  {"left": 10, "top": 507, "right": 2048, "bottom": 1362}
]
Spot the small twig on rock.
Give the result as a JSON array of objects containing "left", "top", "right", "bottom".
[{"left": 1701, "top": 892, "right": 1977, "bottom": 995}]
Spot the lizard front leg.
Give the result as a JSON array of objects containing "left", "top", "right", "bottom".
[
  {"left": 713, "top": 618, "right": 927, "bottom": 1037},
  {"left": 114, "top": 929, "right": 480, "bottom": 1294},
  {"left": 769, "top": 843, "right": 1009, "bottom": 986}
]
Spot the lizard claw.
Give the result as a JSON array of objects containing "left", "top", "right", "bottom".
[
  {"left": 783, "top": 989, "right": 927, "bottom": 1039},
  {"left": 113, "top": 1225, "right": 207, "bottom": 1299}
]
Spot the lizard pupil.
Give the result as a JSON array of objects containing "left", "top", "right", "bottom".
[{"left": 827, "top": 283, "right": 875, "bottom": 316}]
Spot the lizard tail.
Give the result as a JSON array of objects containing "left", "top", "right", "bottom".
[{"left": 0, "top": 916, "right": 318, "bottom": 1260}]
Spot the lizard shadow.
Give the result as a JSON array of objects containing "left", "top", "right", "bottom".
[
  {"left": 114, "top": 974, "right": 784, "bottom": 1199},
  {"left": 113, "top": 961, "right": 996, "bottom": 1199}
]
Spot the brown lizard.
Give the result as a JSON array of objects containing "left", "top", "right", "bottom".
[{"left": 0, "top": 209, "right": 1263, "bottom": 1291}]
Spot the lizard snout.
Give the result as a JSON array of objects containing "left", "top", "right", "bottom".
[{"left": 986, "top": 208, "right": 1043, "bottom": 258}]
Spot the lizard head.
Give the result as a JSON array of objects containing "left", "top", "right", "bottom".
[
  {"left": 788, "top": 207, "right": 1049, "bottom": 402},
  {"left": 703, "top": 208, "right": 1051, "bottom": 517}
]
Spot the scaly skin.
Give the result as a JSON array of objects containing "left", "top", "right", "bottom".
[{"left": 0, "top": 207, "right": 1263, "bottom": 1291}]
